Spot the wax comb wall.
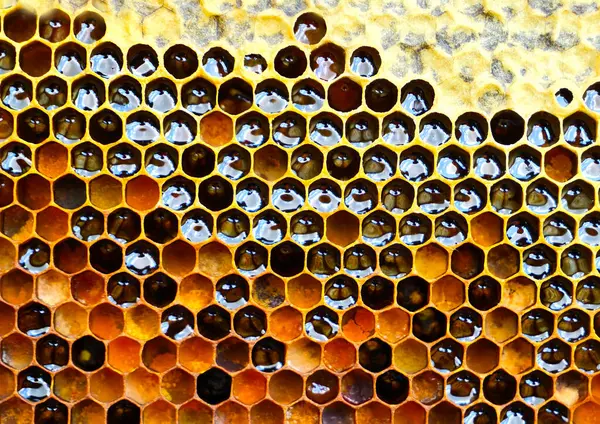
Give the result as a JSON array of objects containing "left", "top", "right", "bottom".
[{"left": 1, "top": 1, "right": 600, "bottom": 423}]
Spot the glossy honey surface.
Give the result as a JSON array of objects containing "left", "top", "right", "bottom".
[{"left": 0, "top": 2, "right": 599, "bottom": 424}]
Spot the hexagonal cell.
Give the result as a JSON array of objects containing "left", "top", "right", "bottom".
[
  {"left": 287, "top": 337, "right": 321, "bottom": 373},
  {"left": 144, "top": 272, "right": 177, "bottom": 308},
  {"left": 431, "top": 339, "right": 464, "bottom": 374},
  {"left": 451, "top": 243, "right": 484, "bottom": 279},
  {"left": 72, "top": 335, "right": 105, "bottom": 372},
  {"left": 142, "top": 336, "right": 176, "bottom": 373},
  {"left": 90, "top": 175, "right": 122, "bottom": 210},
  {"left": 306, "top": 370, "right": 338, "bottom": 404},
  {"left": 1, "top": 269, "right": 33, "bottom": 305},
  {"left": 197, "top": 368, "right": 232, "bottom": 405},
  {"left": 376, "top": 308, "right": 410, "bottom": 343},
  {"left": 341, "top": 370, "right": 373, "bottom": 405},
  {"left": 72, "top": 10, "right": 106, "bottom": 44},
  {"left": 561, "top": 181, "right": 594, "bottom": 216},
  {"left": 200, "top": 111, "right": 233, "bottom": 147},
  {"left": 488, "top": 244, "right": 519, "bottom": 279},
  {"left": 0, "top": 206, "right": 32, "bottom": 242},
  {"left": 413, "top": 244, "right": 448, "bottom": 280},
  {"left": 359, "top": 403, "right": 392, "bottom": 424},
  {"left": 451, "top": 307, "right": 484, "bottom": 343},
  {"left": 179, "top": 400, "right": 213, "bottom": 424},
  {"left": 2, "top": 333, "right": 32, "bottom": 370},
  {"left": 252, "top": 274, "right": 285, "bottom": 310},
  {"left": 126, "top": 368, "right": 160, "bottom": 405},
  {"left": 90, "top": 303, "right": 124, "bottom": 340},
  {"left": 72, "top": 399, "right": 105, "bottom": 424},
  {"left": 211, "top": 339, "right": 245, "bottom": 373},
  {"left": 252, "top": 337, "right": 285, "bottom": 373},
  {"left": 562, "top": 244, "right": 593, "bottom": 279},
  {"left": 101, "top": 400, "right": 138, "bottom": 424},
  {"left": 305, "top": 305, "right": 339, "bottom": 341},
  {"left": 180, "top": 337, "right": 214, "bottom": 374},
  {"left": 253, "top": 145, "right": 287, "bottom": 182},
  {"left": 545, "top": 145, "right": 577, "bottom": 182},
  {"left": 469, "top": 277, "right": 501, "bottom": 311},
  {"left": 197, "top": 304, "right": 231, "bottom": 341},
  {"left": 4, "top": 8, "right": 37, "bottom": 42},
  {"left": 411, "top": 371, "right": 444, "bottom": 405},
  {"left": 518, "top": 370, "right": 553, "bottom": 406},
  {"left": 36, "top": 206, "right": 69, "bottom": 242},
  {"left": 269, "top": 306, "right": 302, "bottom": 341},
  {"left": 359, "top": 338, "right": 391, "bottom": 373},
  {"left": 36, "top": 270, "right": 69, "bottom": 307},
  {"left": 342, "top": 307, "right": 375, "bottom": 342},
  {"left": 502, "top": 277, "right": 536, "bottom": 312},
  {"left": 446, "top": 370, "right": 480, "bottom": 406},
  {"left": 431, "top": 276, "right": 464, "bottom": 313},
  {"left": 106, "top": 338, "right": 139, "bottom": 375},
  {"left": 483, "top": 369, "right": 517, "bottom": 405},
  {"left": 18, "top": 175, "right": 50, "bottom": 210},
  {"left": 232, "top": 369, "right": 267, "bottom": 405},
  {"left": 53, "top": 174, "right": 87, "bottom": 210},
  {"left": 269, "top": 370, "right": 303, "bottom": 405},
  {"left": 0, "top": 397, "right": 33, "bottom": 424},
  {"left": 89, "top": 367, "right": 124, "bottom": 403},
  {"left": 394, "top": 401, "right": 426, "bottom": 424},
  {"left": 554, "top": 370, "right": 587, "bottom": 407},
  {"left": 286, "top": 400, "right": 320, "bottom": 424},
  {"left": 143, "top": 400, "right": 176, "bottom": 424},
  {"left": 413, "top": 307, "right": 446, "bottom": 342},
  {"left": 107, "top": 208, "right": 141, "bottom": 244},
  {"left": 18, "top": 301, "right": 51, "bottom": 337},
  {"left": 36, "top": 334, "right": 69, "bottom": 372},
  {"left": 326, "top": 210, "right": 359, "bottom": 247},
  {"left": 0, "top": 175, "right": 13, "bottom": 207},
  {"left": 160, "top": 368, "right": 195, "bottom": 405},
  {"left": 36, "top": 399, "right": 68, "bottom": 423},
  {"left": 522, "top": 308, "right": 555, "bottom": 342},
  {"left": 18, "top": 366, "right": 51, "bottom": 402},
  {"left": 179, "top": 274, "right": 213, "bottom": 313},
  {"left": 71, "top": 271, "right": 105, "bottom": 306},
  {"left": 55, "top": 302, "right": 87, "bottom": 339},
  {"left": 54, "top": 367, "right": 87, "bottom": 402},
  {"left": 328, "top": 77, "right": 362, "bottom": 112},
  {"left": 398, "top": 276, "right": 429, "bottom": 312},
  {"left": 162, "top": 240, "right": 196, "bottom": 277},
  {"left": 20, "top": 41, "right": 51, "bottom": 77},
  {"left": 485, "top": 307, "right": 518, "bottom": 343},
  {"left": 393, "top": 339, "right": 428, "bottom": 374},
  {"left": 288, "top": 274, "right": 321, "bottom": 309},
  {"left": 54, "top": 238, "right": 88, "bottom": 274},
  {"left": 214, "top": 401, "right": 248, "bottom": 423},
  {"left": 467, "top": 339, "right": 500, "bottom": 373},
  {"left": 125, "top": 304, "right": 159, "bottom": 341},
  {"left": 574, "top": 402, "right": 600, "bottom": 424},
  {"left": 126, "top": 175, "right": 159, "bottom": 210},
  {"left": 323, "top": 338, "right": 356, "bottom": 373},
  {"left": 428, "top": 401, "right": 461, "bottom": 424},
  {"left": 197, "top": 242, "right": 233, "bottom": 278},
  {"left": 250, "top": 400, "right": 283, "bottom": 424},
  {"left": 453, "top": 180, "right": 485, "bottom": 215},
  {"left": 471, "top": 212, "right": 503, "bottom": 246}
]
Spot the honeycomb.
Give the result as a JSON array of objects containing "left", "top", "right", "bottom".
[{"left": 1, "top": 1, "right": 600, "bottom": 424}]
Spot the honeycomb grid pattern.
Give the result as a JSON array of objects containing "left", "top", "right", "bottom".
[{"left": 1, "top": 4, "right": 600, "bottom": 424}]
